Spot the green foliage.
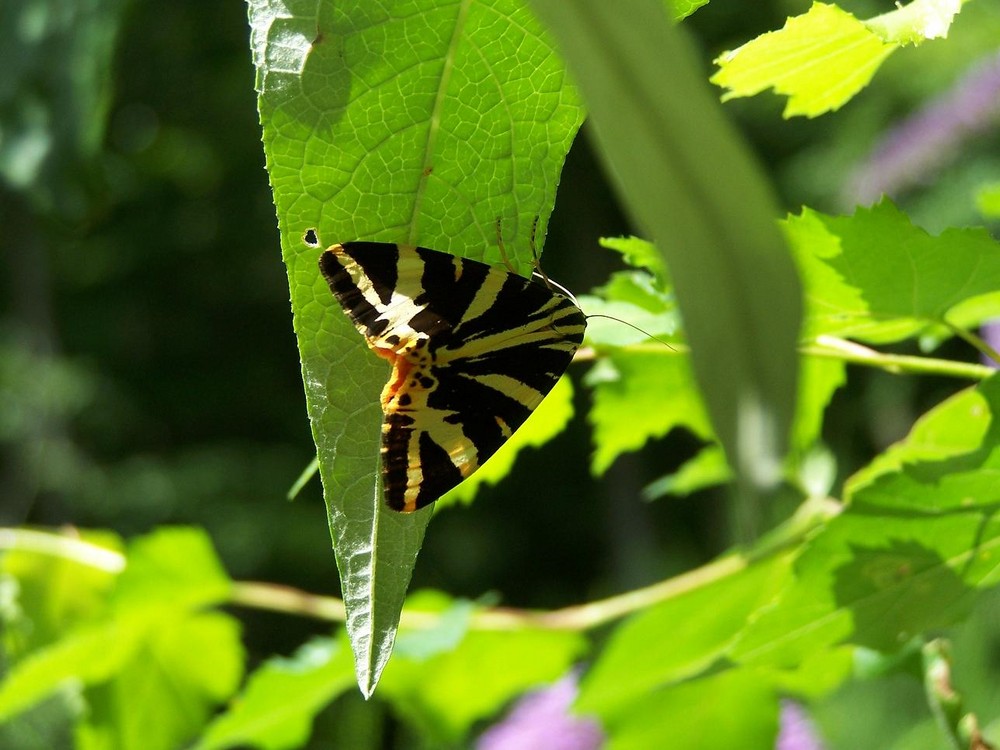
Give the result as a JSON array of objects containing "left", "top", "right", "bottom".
[
  {"left": 6, "top": 0, "right": 1000, "bottom": 748},
  {"left": 196, "top": 639, "right": 356, "bottom": 750},
  {"left": 787, "top": 201, "right": 1000, "bottom": 343},
  {"left": 0, "top": 528, "right": 242, "bottom": 750},
  {"left": 712, "top": 1, "right": 964, "bottom": 118},
  {"left": 379, "top": 593, "right": 587, "bottom": 744}
]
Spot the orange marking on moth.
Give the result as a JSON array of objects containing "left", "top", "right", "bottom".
[{"left": 375, "top": 346, "right": 415, "bottom": 408}]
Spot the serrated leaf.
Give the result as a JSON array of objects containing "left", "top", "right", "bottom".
[
  {"left": 642, "top": 445, "right": 730, "bottom": 500},
  {"left": 789, "top": 201, "right": 1000, "bottom": 344},
  {"left": 712, "top": 2, "right": 895, "bottom": 118},
  {"left": 598, "top": 236, "right": 670, "bottom": 288},
  {"left": 577, "top": 553, "right": 793, "bottom": 721},
  {"left": 865, "top": 0, "right": 964, "bottom": 45},
  {"left": 732, "top": 510, "right": 1000, "bottom": 666},
  {"left": 439, "top": 376, "right": 576, "bottom": 507},
  {"left": 247, "top": 0, "right": 584, "bottom": 694},
  {"left": 195, "top": 638, "right": 355, "bottom": 750},
  {"left": 530, "top": 0, "right": 802, "bottom": 505},
  {"left": 846, "top": 375, "right": 1000, "bottom": 512},
  {"left": 585, "top": 351, "right": 711, "bottom": 476}
]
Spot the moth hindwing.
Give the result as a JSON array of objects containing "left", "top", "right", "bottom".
[{"left": 319, "top": 241, "right": 586, "bottom": 512}]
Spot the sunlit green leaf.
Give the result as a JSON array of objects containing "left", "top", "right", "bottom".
[
  {"left": 585, "top": 351, "right": 711, "bottom": 476},
  {"left": 732, "top": 510, "right": 1000, "bottom": 666},
  {"left": 642, "top": 445, "right": 730, "bottom": 500},
  {"left": 80, "top": 612, "right": 243, "bottom": 750},
  {"left": 598, "top": 236, "right": 670, "bottom": 288},
  {"left": 247, "top": 0, "right": 584, "bottom": 694},
  {"left": 111, "top": 526, "right": 231, "bottom": 614},
  {"left": 0, "top": 621, "right": 137, "bottom": 722},
  {"left": 196, "top": 638, "right": 355, "bottom": 750},
  {"left": 380, "top": 608, "right": 586, "bottom": 743},
  {"left": 788, "top": 201, "right": 1000, "bottom": 343},
  {"left": 604, "top": 669, "right": 778, "bottom": 750},
  {"left": 578, "top": 553, "right": 793, "bottom": 720},
  {"left": 0, "top": 530, "right": 122, "bottom": 653},
  {"left": 846, "top": 375, "right": 1000, "bottom": 512},
  {"left": 713, "top": 3, "right": 895, "bottom": 118}
]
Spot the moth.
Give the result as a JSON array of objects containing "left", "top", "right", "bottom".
[{"left": 318, "top": 239, "right": 586, "bottom": 511}]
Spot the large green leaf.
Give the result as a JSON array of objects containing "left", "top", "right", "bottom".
[
  {"left": 787, "top": 201, "right": 1000, "bottom": 343},
  {"left": 529, "top": 0, "right": 802, "bottom": 518},
  {"left": 577, "top": 553, "right": 793, "bottom": 721},
  {"left": 731, "top": 377, "right": 1000, "bottom": 666},
  {"left": 604, "top": 669, "right": 778, "bottom": 750},
  {"left": 246, "top": 0, "right": 584, "bottom": 694},
  {"left": 733, "top": 513, "right": 1000, "bottom": 667},
  {"left": 79, "top": 612, "right": 243, "bottom": 750},
  {"left": 846, "top": 375, "right": 1000, "bottom": 512}
]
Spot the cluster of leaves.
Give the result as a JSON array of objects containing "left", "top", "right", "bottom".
[
  {"left": 5, "top": 0, "right": 1000, "bottom": 748},
  {"left": 0, "top": 527, "right": 588, "bottom": 748}
]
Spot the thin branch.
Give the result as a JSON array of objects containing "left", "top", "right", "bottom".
[
  {"left": 0, "top": 500, "right": 836, "bottom": 633},
  {"left": 576, "top": 335, "right": 994, "bottom": 381},
  {"left": 806, "top": 335, "right": 995, "bottom": 380},
  {"left": 0, "top": 527, "right": 125, "bottom": 572},
  {"left": 944, "top": 322, "right": 1000, "bottom": 367}
]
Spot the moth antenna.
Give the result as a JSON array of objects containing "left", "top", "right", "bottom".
[
  {"left": 495, "top": 218, "right": 518, "bottom": 274},
  {"left": 528, "top": 216, "right": 554, "bottom": 289},
  {"left": 585, "top": 313, "right": 677, "bottom": 352}
]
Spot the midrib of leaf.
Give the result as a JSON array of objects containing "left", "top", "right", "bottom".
[{"left": 407, "top": 0, "right": 472, "bottom": 244}]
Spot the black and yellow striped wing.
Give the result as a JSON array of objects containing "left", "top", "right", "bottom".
[{"left": 319, "top": 241, "right": 586, "bottom": 512}]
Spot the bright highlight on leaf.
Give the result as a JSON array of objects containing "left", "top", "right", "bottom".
[
  {"left": 713, "top": 0, "right": 966, "bottom": 118},
  {"left": 712, "top": 2, "right": 895, "bottom": 118}
]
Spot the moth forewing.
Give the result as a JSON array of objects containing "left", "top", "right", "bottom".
[{"left": 319, "top": 241, "right": 585, "bottom": 512}]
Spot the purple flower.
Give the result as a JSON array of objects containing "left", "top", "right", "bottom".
[
  {"left": 981, "top": 320, "right": 1000, "bottom": 368},
  {"left": 776, "top": 700, "right": 825, "bottom": 750},
  {"left": 477, "top": 672, "right": 604, "bottom": 750},
  {"left": 848, "top": 51, "right": 1000, "bottom": 204}
]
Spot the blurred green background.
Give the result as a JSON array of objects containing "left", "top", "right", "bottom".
[{"left": 4, "top": 0, "right": 1000, "bottom": 746}]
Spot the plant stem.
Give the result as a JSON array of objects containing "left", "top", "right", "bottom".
[
  {"left": 0, "top": 500, "right": 834, "bottom": 633},
  {"left": 578, "top": 335, "right": 994, "bottom": 380},
  {"left": 806, "top": 335, "right": 995, "bottom": 380}
]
